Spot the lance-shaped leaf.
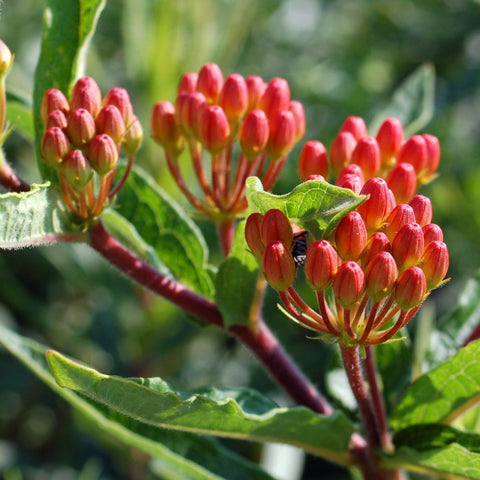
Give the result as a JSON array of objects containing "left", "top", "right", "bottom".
[
  {"left": 0, "top": 323, "right": 276, "bottom": 480},
  {"left": 390, "top": 339, "right": 480, "bottom": 430},
  {"left": 46, "top": 349, "right": 356, "bottom": 466},
  {"left": 246, "top": 176, "right": 366, "bottom": 240},
  {"left": 0, "top": 182, "right": 84, "bottom": 248}
]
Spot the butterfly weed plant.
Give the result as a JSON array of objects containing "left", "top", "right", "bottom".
[{"left": 0, "top": 3, "right": 479, "bottom": 479}]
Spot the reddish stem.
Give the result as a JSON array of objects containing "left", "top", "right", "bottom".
[
  {"left": 217, "top": 218, "right": 235, "bottom": 257},
  {"left": 0, "top": 159, "right": 30, "bottom": 192}
]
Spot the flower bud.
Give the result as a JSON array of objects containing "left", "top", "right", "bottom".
[
  {"left": 66, "top": 108, "right": 96, "bottom": 148},
  {"left": 357, "top": 177, "right": 393, "bottom": 231},
  {"left": 103, "top": 87, "right": 134, "bottom": 125},
  {"left": 218, "top": 73, "right": 248, "bottom": 123},
  {"left": 383, "top": 204, "right": 416, "bottom": 242},
  {"left": 397, "top": 135, "right": 428, "bottom": 174},
  {"left": 245, "top": 213, "right": 265, "bottom": 258},
  {"left": 339, "top": 116, "right": 367, "bottom": 141},
  {"left": 88, "top": 134, "right": 119, "bottom": 175},
  {"left": 298, "top": 140, "right": 328, "bottom": 181},
  {"left": 261, "top": 209, "right": 293, "bottom": 248},
  {"left": 41, "top": 89, "right": 69, "bottom": 126},
  {"left": 304, "top": 240, "right": 339, "bottom": 291},
  {"left": 306, "top": 174, "right": 326, "bottom": 182},
  {"left": 263, "top": 241, "right": 296, "bottom": 291},
  {"left": 151, "top": 101, "right": 184, "bottom": 156},
  {"left": 123, "top": 118, "right": 143, "bottom": 156},
  {"left": 375, "top": 117, "right": 404, "bottom": 166},
  {"left": 41, "top": 127, "right": 70, "bottom": 168},
  {"left": 330, "top": 131, "right": 357, "bottom": 175},
  {"left": 289, "top": 100, "right": 306, "bottom": 141},
  {"left": 335, "top": 211, "right": 367, "bottom": 261},
  {"left": 177, "top": 72, "right": 198, "bottom": 94},
  {"left": 361, "top": 232, "right": 391, "bottom": 267},
  {"left": 422, "top": 223, "right": 443, "bottom": 247},
  {"left": 199, "top": 105, "right": 230, "bottom": 154},
  {"left": 386, "top": 162, "right": 417, "bottom": 204},
  {"left": 197, "top": 63, "right": 224, "bottom": 104},
  {"left": 259, "top": 77, "right": 290, "bottom": 119},
  {"left": 178, "top": 92, "right": 207, "bottom": 138},
  {"left": 62, "top": 149, "right": 92, "bottom": 189},
  {"left": 422, "top": 134, "right": 441, "bottom": 179},
  {"left": 365, "top": 251, "right": 398, "bottom": 301},
  {"left": 336, "top": 173, "right": 363, "bottom": 194},
  {"left": 337, "top": 164, "right": 365, "bottom": 185},
  {"left": 46, "top": 109, "right": 68, "bottom": 130},
  {"left": 395, "top": 266, "right": 427, "bottom": 311},
  {"left": 409, "top": 194, "right": 433, "bottom": 227},
  {"left": 246, "top": 75, "right": 266, "bottom": 111},
  {"left": 96, "top": 105, "right": 126, "bottom": 144},
  {"left": 420, "top": 240, "right": 449, "bottom": 289},
  {"left": 351, "top": 136, "right": 381, "bottom": 180},
  {"left": 0, "top": 39, "right": 13, "bottom": 78},
  {"left": 333, "top": 261, "right": 365, "bottom": 309},
  {"left": 266, "top": 110, "right": 296, "bottom": 159},
  {"left": 239, "top": 109, "right": 269, "bottom": 159},
  {"left": 392, "top": 222, "right": 424, "bottom": 271},
  {"left": 70, "top": 77, "right": 102, "bottom": 118}
]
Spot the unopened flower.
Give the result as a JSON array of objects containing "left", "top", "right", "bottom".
[
  {"left": 263, "top": 241, "right": 296, "bottom": 292},
  {"left": 298, "top": 140, "right": 329, "bottom": 181}
]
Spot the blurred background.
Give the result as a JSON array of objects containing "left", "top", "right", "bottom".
[{"left": 1, "top": 0, "right": 480, "bottom": 478}]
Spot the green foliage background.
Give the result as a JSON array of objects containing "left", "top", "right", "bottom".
[{"left": 1, "top": 1, "right": 479, "bottom": 479}]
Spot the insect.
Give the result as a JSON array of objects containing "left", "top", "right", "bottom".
[{"left": 291, "top": 230, "right": 309, "bottom": 267}]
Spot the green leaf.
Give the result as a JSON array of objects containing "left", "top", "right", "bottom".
[
  {"left": 390, "top": 340, "right": 480, "bottom": 430},
  {"left": 215, "top": 221, "right": 260, "bottom": 328},
  {"left": 0, "top": 182, "right": 83, "bottom": 248},
  {"left": 46, "top": 349, "right": 356, "bottom": 466},
  {"left": 6, "top": 100, "right": 34, "bottom": 141},
  {"left": 246, "top": 177, "right": 366, "bottom": 240},
  {"left": 369, "top": 63, "right": 435, "bottom": 137},
  {"left": 0, "top": 323, "right": 276, "bottom": 480},
  {"left": 113, "top": 166, "right": 214, "bottom": 297},
  {"left": 33, "top": 0, "right": 107, "bottom": 181}
]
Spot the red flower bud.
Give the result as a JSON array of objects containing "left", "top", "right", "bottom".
[
  {"left": 88, "top": 134, "right": 119, "bottom": 175},
  {"left": 199, "top": 105, "right": 230, "bottom": 154},
  {"left": 41, "top": 89, "right": 69, "bottom": 126},
  {"left": 266, "top": 110, "right": 296, "bottom": 159},
  {"left": 197, "top": 63, "right": 224, "bottom": 104},
  {"left": 66, "top": 108, "right": 96, "bottom": 148},
  {"left": 218, "top": 73, "right": 248, "bottom": 123},
  {"left": 298, "top": 140, "right": 328, "bottom": 181},
  {"left": 361, "top": 232, "right": 391, "bottom": 267},
  {"left": 289, "top": 100, "right": 306, "bottom": 141},
  {"left": 178, "top": 92, "right": 207, "bottom": 138},
  {"left": 395, "top": 266, "right": 427, "bottom": 311},
  {"left": 421, "top": 240, "right": 449, "bottom": 289},
  {"left": 333, "top": 261, "right": 365, "bottom": 309},
  {"left": 263, "top": 241, "right": 296, "bottom": 291},
  {"left": 335, "top": 211, "right": 367, "bottom": 261},
  {"left": 336, "top": 174, "right": 363, "bottom": 194},
  {"left": 103, "top": 87, "right": 134, "bottom": 125},
  {"left": 46, "top": 109, "right": 68, "bottom": 130},
  {"left": 422, "top": 134, "right": 441, "bottom": 178},
  {"left": 96, "top": 105, "right": 126, "bottom": 144},
  {"left": 261, "top": 209, "right": 293, "bottom": 248},
  {"left": 246, "top": 75, "right": 266, "bottom": 111},
  {"left": 123, "top": 118, "right": 143, "bottom": 156},
  {"left": 383, "top": 204, "right": 416, "bottom": 241},
  {"left": 41, "top": 127, "right": 70, "bottom": 168},
  {"left": 351, "top": 136, "right": 381, "bottom": 180},
  {"left": 239, "top": 109, "right": 269, "bottom": 159},
  {"left": 304, "top": 240, "right": 339, "bottom": 291},
  {"left": 70, "top": 77, "right": 102, "bottom": 118},
  {"left": 245, "top": 213, "right": 265, "bottom": 258},
  {"left": 386, "top": 162, "right": 417, "bottom": 204},
  {"left": 365, "top": 251, "right": 398, "bottom": 301},
  {"left": 151, "top": 101, "right": 184, "bottom": 156},
  {"left": 397, "top": 135, "right": 428, "bottom": 174},
  {"left": 423, "top": 223, "right": 443, "bottom": 247},
  {"left": 62, "top": 149, "right": 92, "bottom": 189},
  {"left": 375, "top": 117, "right": 404, "bottom": 166},
  {"left": 392, "top": 222, "right": 424, "bottom": 271},
  {"left": 306, "top": 174, "right": 326, "bottom": 182},
  {"left": 337, "top": 164, "right": 365, "bottom": 185},
  {"left": 339, "top": 116, "right": 367, "bottom": 141},
  {"left": 177, "top": 72, "right": 198, "bottom": 94},
  {"left": 409, "top": 194, "right": 433, "bottom": 227},
  {"left": 330, "top": 131, "right": 357, "bottom": 176},
  {"left": 357, "top": 177, "right": 393, "bottom": 231},
  {"left": 259, "top": 77, "right": 290, "bottom": 119}
]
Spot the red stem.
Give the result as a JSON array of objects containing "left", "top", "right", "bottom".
[{"left": 0, "top": 159, "right": 30, "bottom": 192}]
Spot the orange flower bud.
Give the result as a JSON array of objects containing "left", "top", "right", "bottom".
[
  {"left": 88, "top": 134, "right": 119, "bottom": 175},
  {"left": 395, "top": 266, "right": 427, "bottom": 310},
  {"left": 96, "top": 105, "right": 126, "bottom": 144},
  {"left": 103, "top": 87, "right": 134, "bottom": 125},
  {"left": 62, "top": 149, "right": 92, "bottom": 189},
  {"left": 46, "top": 109, "right": 68, "bottom": 130},
  {"left": 336, "top": 173, "right": 363, "bottom": 194},
  {"left": 304, "top": 240, "right": 339, "bottom": 291},
  {"left": 351, "top": 136, "right": 381, "bottom": 180},
  {"left": 365, "top": 251, "right": 398, "bottom": 301},
  {"left": 259, "top": 77, "right": 290, "bottom": 119},
  {"left": 386, "top": 162, "right": 417, "bottom": 204},
  {"left": 245, "top": 213, "right": 265, "bottom": 258},
  {"left": 333, "top": 261, "right": 365, "bottom": 309},
  {"left": 177, "top": 72, "right": 198, "bottom": 94},
  {"left": 218, "top": 73, "right": 248, "bottom": 123},
  {"left": 289, "top": 100, "right": 306, "bottom": 142},
  {"left": 423, "top": 134, "right": 441, "bottom": 178},
  {"left": 263, "top": 241, "right": 296, "bottom": 292},
  {"left": 41, "top": 89, "right": 69, "bottom": 126},
  {"left": 197, "top": 63, "right": 224, "bottom": 104},
  {"left": 420, "top": 240, "right": 449, "bottom": 289},
  {"left": 266, "top": 110, "right": 296, "bottom": 159},
  {"left": 409, "top": 194, "right": 433, "bottom": 227},
  {"left": 361, "top": 232, "right": 391, "bottom": 267},
  {"left": 392, "top": 222, "right": 424, "bottom": 271},
  {"left": 151, "top": 101, "right": 184, "bottom": 156},
  {"left": 66, "top": 108, "right": 96, "bottom": 148},
  {"left": 239, "top": 109, "right": 269, "bottom": 159},
  {"left": 375, "top": 117, "right": 404, "bottom": 166},
  {"left": 397, "top": 135, "right": 428, "bottom": 174},
  {"left": 261, "top": 209, "right": 293, "bottom": 248},
  {"left": 298, "top": 140, "right": 329, "bottom": 181},
  {"left": 383, "top": 204, "right": 416, "bottom": 242},
  {"left": 41, "top": 126, "right": 70, "bottom": 168},
  {"left": 335, "top": 211, "right": 367, "bottom": 261},
  {"left": 123, "top": 118, "right": 143, "bottom": 156},
  {"left": 339, "top": 116, "right": 367, "bottom": 141},
  {"left": 246, "top": 75, "right": 266, "bottom": 111},
  {"left": 422, "top": 223, "right": 443, "bottom": 247},
  {"left": 70, "top": 77, "right": 102, "bottom": 118},
  {"left": 357, "top": 177, "right": 393, "bottom": 231},
  {"left": 330, "top": 131, "right": 357, "bottom": 176},
  {"left": 199, "top": 105, "right": 230, "bottom": 154}
]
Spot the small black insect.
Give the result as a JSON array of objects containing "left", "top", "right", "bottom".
[{"left": 291, "top": 230, "right": 309, "bottom": 267}]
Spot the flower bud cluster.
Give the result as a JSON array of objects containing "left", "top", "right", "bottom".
[
  {"left": 151, "top": 63, "right": 305, "bottom": 220},
  {"left": 41, "top": 77, "right": 142, "bottom": 220},
  {"left": 246, "top": 183, "right": 449, "bottom": 345},
  {"left": 298, "top": 116, "right": 440, "bottom": 204}
]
